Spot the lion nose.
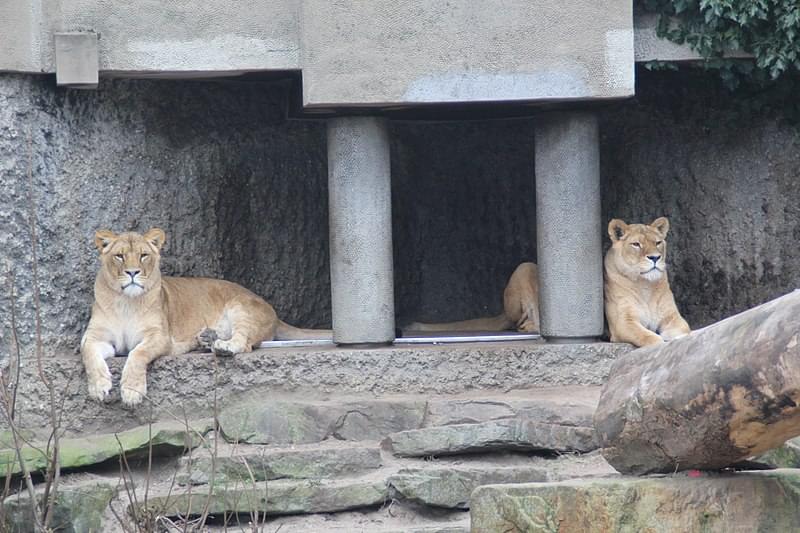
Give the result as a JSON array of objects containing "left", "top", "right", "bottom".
[
  {"left": 125, "top": 269, "right": 141, "bottom": 279},
  {"left": 647, "top": 255, "right": 661, "bottom": 264}
]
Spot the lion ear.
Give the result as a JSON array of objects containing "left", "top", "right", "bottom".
[
  {"left": 651, "top": 217, "right": 670, "bottom": 238},
  {"left": 608, "top": 219, "right": 628, "bottom": 242},
  {"left": 143, "top": 228, "right": 166, "bottom": 251},
  {"left": 94, "top": 230, "right": 117, "bottom": 253}
]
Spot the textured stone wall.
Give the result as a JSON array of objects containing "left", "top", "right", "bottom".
[
  {"left": 2, "top": 69, "right": 799, "bottom": 360},
  {"left": 599, "top": 68, "right": 800, "bottom": 328},
  {"left": 0, "top": 75, "right": 330, "bottom": 357}
]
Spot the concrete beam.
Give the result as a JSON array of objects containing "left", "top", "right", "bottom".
[
  {"left": 55, "top": 32, "right": 99, "bottom": 89},
  {"left": 327, "top": 117, "right": 395, "bottom": 344},
  {"left": 535, "top": 111, "right": 604, "bottom": 343}
]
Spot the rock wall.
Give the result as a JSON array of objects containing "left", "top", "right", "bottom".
[
  {"left": 2, "top": 69, "right": 799, "bottom": 359},
  {"left": 599, "top": 68, "right": 800, "bottom": 328}
]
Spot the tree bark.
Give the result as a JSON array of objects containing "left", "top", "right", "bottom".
[{"left": 594, "top": 290, "right": 800, "bottom": 475}]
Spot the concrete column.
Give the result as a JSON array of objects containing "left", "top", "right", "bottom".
[
  {"left": 327, "top": 116, "right": 395, "bottom": 344},
  {"left": 534, "top": 111, "right": 603, "bottom": 343}
]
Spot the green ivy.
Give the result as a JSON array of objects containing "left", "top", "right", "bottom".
[{"left": 639, "top": 0, "right": 800, "bottom": 125}]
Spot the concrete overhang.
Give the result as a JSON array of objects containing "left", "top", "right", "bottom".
[{"left": 0, "top": 2, "right": 748, "bottom": 111}]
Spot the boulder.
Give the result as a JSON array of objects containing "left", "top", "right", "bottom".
[
  {"left": 470, "top": 470, "right": 800, "bottom": 532},
  {"left": 595, "top": 290, "right": 800, "bottom": 474},
  {"left": 1, "top": 478, "right": 117, "bottom": 533}
]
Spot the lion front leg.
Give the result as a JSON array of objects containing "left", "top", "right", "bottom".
[
  {"left": 608, "top": 311, "right": 664, "bottom": 348},
  {"left": 120, "top": 336, "right": 170, "bottom": 407},
  {"left": 81, "top": 333, "right": 116, "bottom": 402}
]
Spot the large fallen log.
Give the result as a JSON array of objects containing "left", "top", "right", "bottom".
[{"left": 594, "top": 290, "right": 800, "bottom": 475}]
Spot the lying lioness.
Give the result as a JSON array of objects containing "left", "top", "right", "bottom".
[
  {"left": 81, "top": 228, "right": 330, "bottom": 407},
  {"left": 604, "top": 217, "right": 690, "bottom": 347},
  {"left": 404, "top": 262, "right": 540, "bottom": 333}
]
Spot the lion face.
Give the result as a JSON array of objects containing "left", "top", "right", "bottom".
[
  {"left": 94, "top": 228, "right": 166, "bottom": 297},
  {"left": 607, "top": 217, "right": 670, "bottom": 282}
]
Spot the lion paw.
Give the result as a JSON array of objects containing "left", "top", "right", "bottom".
[
  {"left": 197, "top": 328, "right": 219, "bottom": 351},
  {"left": 87, "top": 364, "right": 113, "bottom": 402},
  {"left": 212, "top": 339, "right": 240, "bottom": 358},
  {"left": 120, "top": 363, "right": 147, "bottom": 407},
  {"left": 517, "top": 320, "right": 539, "bottom": 333}
]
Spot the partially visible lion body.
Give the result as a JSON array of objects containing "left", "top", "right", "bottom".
[
  {"left": 82, "top": 229, "right": 328, "bottom": 407},
  {"left": 604, "top": 217, "right": 690, "bottom": 347},
  {"left": 405, "top": 262, "right": 540, "bottom": 333}
]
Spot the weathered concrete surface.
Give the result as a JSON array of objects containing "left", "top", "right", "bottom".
[
  {"left": 595, "top": 290, "right": 800, "bottom": 475},
  {"left": 328, "top": 117, "right": 395, "bottom": 343},
  {"left": 470, "top": 470, "right": 800, "bottom": 533},
  {"left": 301, "top": 0, "right": 633, "bottom": 106},
  {"left": 388, "top": 419, "right": 597, "bottom": 458},
  {"left": 535, "top": 111, "right": 603, "bottom": 341},
  {"left": 10, "top": 343, "right": 625, "bottom": 435}
]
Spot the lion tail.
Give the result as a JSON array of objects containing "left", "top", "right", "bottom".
[{"left": 275, "top": 320, "right": 333, "bottom": 341}]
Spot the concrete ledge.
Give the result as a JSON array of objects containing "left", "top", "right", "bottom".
[{"left": 13, "top": 342, "right": 630, "bottom": 436}]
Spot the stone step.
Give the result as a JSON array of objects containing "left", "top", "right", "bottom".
[
  {"left": 178, "top": 441, "right": 383, "bottom": 485},
  {"left": 0, "top": 420, "right": 213, "bottom": 478},
  {"left": 470, "top": 469, "right": 800, "bottom": 532},
  {"left": 387, "top": 419, "right": 597, "bottom": 458},
  {"left": 141, "top": 450, "right": 616, "bottom": 521},
  {"left": 16, "top": 343, "right": 629, "bottom": 436},
  {"left": 133, "top": 476, "right": 389, "bottom": 518},
  {"left": 218, "top": 387, "right": 599, "bottom": 447}
]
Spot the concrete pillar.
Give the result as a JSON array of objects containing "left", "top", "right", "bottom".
[
  {"left": 327, "top": 116, "right": 395, "bottom": 344},
  {"left": 534, "top": 111, "right": 603, "bottom": 343}
]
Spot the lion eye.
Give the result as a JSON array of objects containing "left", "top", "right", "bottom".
[
  {"left": 141, "top": 253, "right": 149, "bottom": 261},
  {"left": 656, "top": 241, "right": 663, "bottom": 246},
  {"left": 114, "top": 254, "right": 124, "bottom": 262},
  {"left": 631, "top": 242, "right": 641, "bottom": 248}
]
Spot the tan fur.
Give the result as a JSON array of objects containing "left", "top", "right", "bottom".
[
  {"left": 81, "top": 228, "right": 330, "bottom": 407},
  {"left": 405, "top": 262, "right": 540, "bottom": 333},
  {"left": 604, "top": 217, "right": 690, "bottom": 347}
]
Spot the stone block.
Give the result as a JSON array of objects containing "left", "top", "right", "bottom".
[
  {"left": 470, "top": 470, "right": 800, "bottom": 532},
  {"left": 388, "top": 419, "right": 597, "bottom": 458},
  {"left": 54, "top": 32, "right": 98, "bottom": 88}
]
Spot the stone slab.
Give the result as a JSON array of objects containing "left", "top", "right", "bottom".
[
  {"left": 14, "top": 343, "right": 627, "bottom": 435},
  {"left": 389, "top": 465, "right": 549, "bottom": 509},
  {"left": 470, "top": 469, "right": 800, "bottom": 532},
  {"left": 388, "top": 419, "right": 597, "bottom": 458},
  {"left": 0, "top": 420, "right": 212, "bottom": 477},
  {"left": 178, "top": 442, "right": 382, "bottom": 485},
  {"left": 219, "top": 399, "right": 426, "bottom": 444},
  {"left": 135, "top": 477, "right": 388, "bottom": 517},
  {"left": 2, "top": 478, "right": 117, "bottom": 533}
]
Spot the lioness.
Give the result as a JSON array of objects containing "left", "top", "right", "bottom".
[
  {"left": 81, "top": 228, "right": 330, "bottom": 407},
  {"left": 604, "top": 217, "right": 690, "bottom": 347},
  {"left": 404, "top": 262, "right": 540, "bottom": 333}
]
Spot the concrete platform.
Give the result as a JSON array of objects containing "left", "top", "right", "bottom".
[{"left": 12, "top": 341, "right": 630, "bottom": 436}]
